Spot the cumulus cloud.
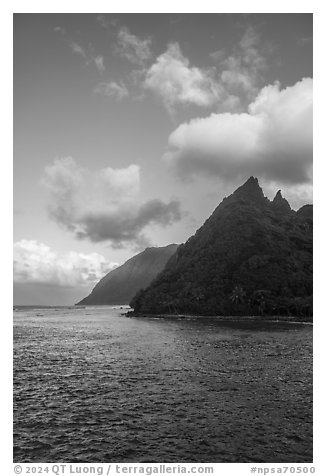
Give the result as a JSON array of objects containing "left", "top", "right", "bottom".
[
  {"left": 13, "top": 240, "right": 118, "bottom": 287},
  {"left": 164, "top": 78, "right": 312, "bottom": 185},
  {"left": 144, "top": 43, "right": 222, "bottom": 113},
  {"left": 42, "top": 158, "right": 182, "bottom": 248},
  {"left": 116, "top": 27, "right": 152, "bottom": 66},
  {"left": 97, "top": 26, "right": 267, "bottom": 114},
  {"left": 94, "top": 81, "right": 128, "bottom": 100}
]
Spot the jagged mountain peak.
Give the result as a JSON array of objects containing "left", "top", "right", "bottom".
[
  {"left": 232, "top": 176, "right": 267, "bottom": 203},
  {"left": 131, "top": 178, "right": 312, "bottom": 317},
  {"left": 271, "top": 189, "right": 292, "bottom": 213}
]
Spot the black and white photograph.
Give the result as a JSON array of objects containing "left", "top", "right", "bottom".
[{"left": 12, "top": 8, "right": 315, "bottom": 470}]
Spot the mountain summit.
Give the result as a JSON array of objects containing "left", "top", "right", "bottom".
[
  {"left": 233, "top": 176, "right": 267, "bottom": 203},
  {"left": 271, "top": 190, "right": 292, "bottom": 214},
  {"left": 131, "top": 178, "right": 312, "bottom": 318}
]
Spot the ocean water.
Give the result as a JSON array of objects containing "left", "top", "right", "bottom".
[{"left": 13, "top": 306, "right": 313, "bottom": 463}]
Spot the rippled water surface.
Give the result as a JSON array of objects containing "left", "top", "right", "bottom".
[{"left": 14, "top": 307, "right": 312, "bottom": 463}]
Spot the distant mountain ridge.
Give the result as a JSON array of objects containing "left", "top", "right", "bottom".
[
  {"left": 77, "top": 244, "right": 179, "bottom": 306},
  {"left": 130, "top": 177, "right": 313, "bottom": 318}
]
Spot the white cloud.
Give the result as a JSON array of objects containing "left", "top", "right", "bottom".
[
  {"left": 94, "top": 56, "right": 105, "bottom": 73},
  {"left": 212, "top": 26, "right": 267, "bottom": 102},
  {"left": 42, "top": 158, "right": 182, "bottom": 248},
  {"left": 144, "top": 43, "right": 222, "bottom": 113},
  {"left": 103, "top": 27, "right": 266, "bottom": 113},
  {"left": 94, "top": 81, "right": 128, "bottom": 100},
  {"left": 55, "top": 27, "right": 105, "bottom": 73},
  {"left": 13, "top": 240, "right": 118, "bottom": 287},
  {"left": 116, "top": 27, "right": 152, "bottom": 66},
  {"left": 96, "top": 15, "right": 117, "bottom": 30},
  {"left": 164, "top": 78, "right": 312, "bottom": 186},
  {"left": 70, "top": 41, "right": 87, "bottom": 59},
  {"left": 92, "top": 26, "right": 267, "bottom": 113}
]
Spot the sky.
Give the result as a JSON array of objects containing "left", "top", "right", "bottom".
[{"left": 13, "top": 13, "right": 313, "bottom": 305}]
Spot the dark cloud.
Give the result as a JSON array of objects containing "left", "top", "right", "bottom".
[
  {"left": 75, "top": 199, "right": 182, "bottom": 247},
  {"left": 42, "top": 158, "right": 183, "bottom": 249}
]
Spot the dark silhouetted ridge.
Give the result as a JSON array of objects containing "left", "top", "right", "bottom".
[
  {"left": 77, "top": 244, "right": 179, "bottom": 306},
  {"left": 297, "top": 204, "right": 313, "bottom": 219},
  {"left": 131, "top": 177, "right": 312, "bottom": 318},
  {"left": 232, "top": 176, "right": 267, "bottom": 204},
  {"left": 271, "top": 190, "right": 292, "bottom": 214}
]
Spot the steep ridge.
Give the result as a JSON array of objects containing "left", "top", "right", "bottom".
[
  {"left": 271, "top": 190, "right": 293, "bottom": 214},
  {"left": 297, "top": 204, "right": 313, "bottom": 219},
  {"left": 131, "top": 177, "right": 313, "bottom": 318},
  {"left": 77, "top": 244, "right": 179, "bottom": 305}
]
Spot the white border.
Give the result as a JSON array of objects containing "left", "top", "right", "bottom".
[{"left": 5, "top": 2, "right": 324, "bottom": 474}]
